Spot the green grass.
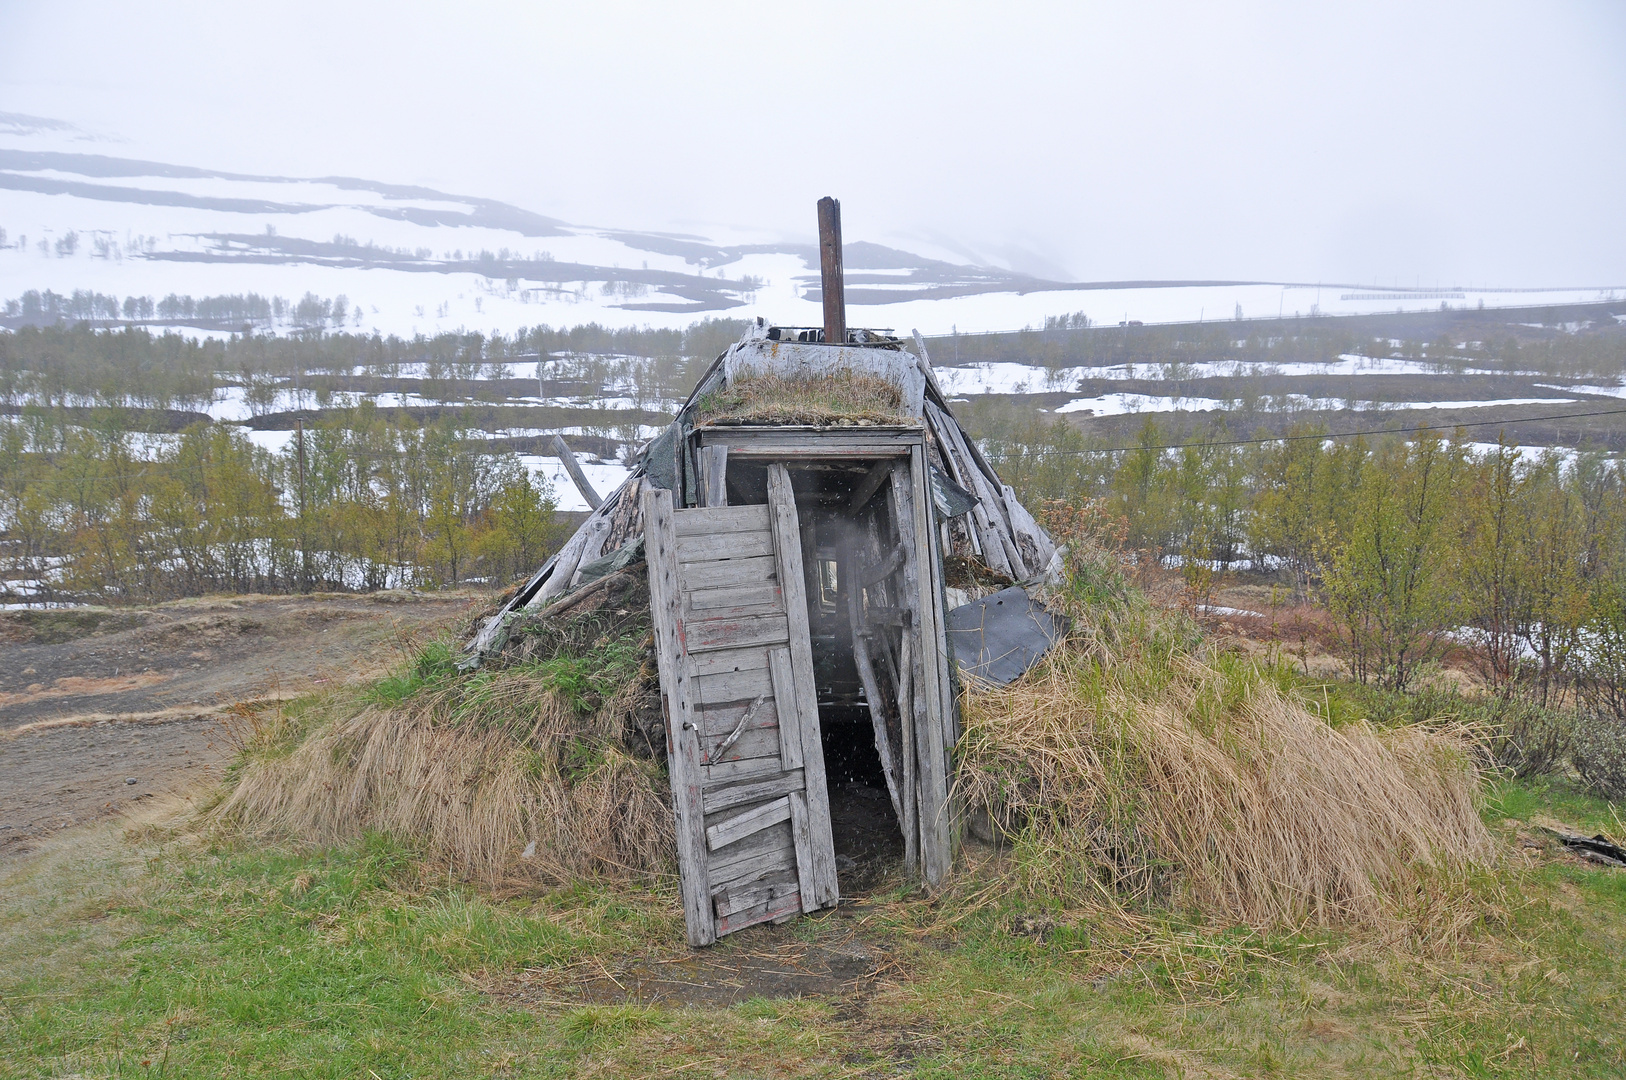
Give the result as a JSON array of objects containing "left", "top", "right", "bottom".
[{"left": 3, "top": 787, "right": 1625, "bottom": 1076}]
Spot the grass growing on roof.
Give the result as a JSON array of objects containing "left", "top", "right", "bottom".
[{"left": 695, "top": 370, "right": 904, "bottom": 426}]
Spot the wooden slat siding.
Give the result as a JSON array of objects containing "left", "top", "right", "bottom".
[
  {"left": 642, "top": 486, "right": 714, "bottom": 946},
  {"left": 689, "top": 645, "right": 771, "bottom": 679},
  {"left": 766, "top": 647, "right": 804, "bottom": 771},
  {"left": 903, "top": 449, "right": 952, "bottom": 886},
  {"left": 695, "top": 666, "right": 776, "bottom": 707},
  {"left": 703, "top": 755, "right": 787, "bottom": 787},
  {"left": 767, "top": 463, "right": 840, "bottom": 907},
  {"left": 707, "top": 795, "right": 792, "bottom": 851},
  {"left": 674, "top": 503, "right": 769, "bottom": 537},
  {"left": 703, "top": 770, "right": 805, "bottom": 815},
  {"left": 706, "top": 820, "right": 795, "bottom": 883},
  {"left": 716, "top": 889, "right": 803, "bottom": 936},
  {"left": 684, "top": 613, "right": 791, "bottom": 654},
  {"left": 713, "top": 873, "right": 799, "bottom": 919},
  {"left": 788, "top": 790, "right": 820, "bottom": 913},
  {"left": 680, "top": 555, "right": 778, "bottom": 592},
  {"left": 678, "top": 531, "right": 776, "bottom": 564},
  {"left": 700, "top": 444, "right": 728, "bottom": 508}
]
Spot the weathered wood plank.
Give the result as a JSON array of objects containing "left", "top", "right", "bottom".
[
  {"left": 689, "top": 646, "right": 771, "bottom": 679},
  {"left": 712, "top": 871, "right": 799, "bottom": 919},
  {"left": 703, "top": 770, "right": 806, "bottom": 815},
  {"left": 702, "top": 725, "right": 782, "bottom": 766},
  {"left": 707, "top": 795, "right": 792, "bottom": 851},
  {"left": 788, "top": 790, "right": 820, "bottom": 914},
  {"left": 684, "top": 613, "right": 790, "bottom": 654},
  {"left": 685, "top": 582, "right": 783, "bottom": 618},
  {"left": 700, "top": 444, "right": 729, "bottom": 508},
  {"left": 706, "top": 820, "right": 795, "bottom": 883},
  {"left": 678, "top": 531, "right": 775, "bottom": 564},
  {"left": 679, "top": 555, "right": 778, "bottom": 592},
  {"left": 715, "top": 888, "right": 803, "bottom": 936},
  {"left": 703, "top": 754, "right": 787, "bottom": 788},
  {"left": 902, "top": 449, "right": 951, "bottom": 887},
  {"left": 642, "top": 486, "right": 713, "bottom": 946},
  {"left": 551, "top": 434, "right": 602, "bottom": 510},
  {"left": 766, "top": 645, "right": 803, "bottom": 771},
  {"left": 695, "top": 665, "right": 776, "bottom": 707},
  {"left": 674, "top": 503, "right": 769, "bottom": 537},
  {"left": 767, "top": 463, "right": 839, "bottom": 908}
]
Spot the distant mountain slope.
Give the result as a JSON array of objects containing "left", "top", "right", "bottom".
[{"left": 1, "top": 137, "right": 1618, "bottom": 337}]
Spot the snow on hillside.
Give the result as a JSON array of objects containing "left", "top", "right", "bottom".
[{"left": 4, "top": 125, "right": 1620, "bottom": 340}]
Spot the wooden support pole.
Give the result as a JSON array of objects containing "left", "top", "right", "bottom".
[
  {"left": 700, "top": 444, "right": 729, "bottom": 508},
  {"left": 550, "top": 434, "right": 602, "bottom": 510},
  {"left": 817, "top": 196, "right": 846, "bottom": 346},
  {"left": 844, "top": 549, "right": 909, "bottom": 859}
]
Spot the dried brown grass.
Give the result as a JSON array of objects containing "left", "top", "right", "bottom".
[
  {"left": 955, "top": 623, "right": 1496, "bottom": 928},
  {"left": 213, "top": 669, "right": 673, "bottom": 890},
  {"left": 696, "top": 371, "right": 903, "bottom": 426}
]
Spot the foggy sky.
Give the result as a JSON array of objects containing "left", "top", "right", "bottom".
[{"left": 2, "top": 0, "right": 1622, "bottom": 286}]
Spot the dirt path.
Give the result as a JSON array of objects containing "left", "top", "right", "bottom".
[{"left": 0, "top": 592, "right": 484, "bottom": 862}]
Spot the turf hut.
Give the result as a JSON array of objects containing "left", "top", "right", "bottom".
[{"left": 466, "top": 198, "right": 1059, "bottom": 945}]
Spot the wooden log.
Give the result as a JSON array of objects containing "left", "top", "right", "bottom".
[
  {"left": 897, "top": 631, "right": 920, "bottom": 876},
  {"left": 642, "top": 486, "right": 713, "bottom": 945},
  {"left": 817, "top": 196, "right": 846, "bottom": 345},
  {"left": 551, "top": 434, "right": 602, "bottom": 510},
  {"left": 767, "top": 463, "right": 839, "bottom": 907}
]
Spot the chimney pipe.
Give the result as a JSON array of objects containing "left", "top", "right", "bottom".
[{"left": 817, "top": 196, "right": 846, "bottom": 345}]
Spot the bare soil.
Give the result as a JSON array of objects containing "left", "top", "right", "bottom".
[
  {"left": 0, "top": 591, "right": 484, "bottom": 863},
  {"left": 491, "top": 905, "right": 903, "bottom": 1007}
]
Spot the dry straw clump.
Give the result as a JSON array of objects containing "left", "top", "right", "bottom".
[
  {"left": 955, "top": 520, "right": 1495, "bottom": 928},
  {"left": 696, "top": 371, "right": 903, "bottom": 426},
  {"left": 214, "top": 645, "right": 673, "bottom": 890}
]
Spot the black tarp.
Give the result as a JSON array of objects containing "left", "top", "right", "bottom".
[{"left": 945, "top": 586, "right": 1065, "bottom": 686}]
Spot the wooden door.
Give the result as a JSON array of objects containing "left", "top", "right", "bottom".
[{"left": 643, "top": 464, "right": 839, "bottom": 946}]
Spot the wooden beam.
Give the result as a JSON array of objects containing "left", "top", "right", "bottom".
[
  {"left": 848, "top": 458, "right": 893, "bottom": 513},
  {"left": 550, "top": 434, "right": 602, "bottom": 510},
  {"left": 817, "top": 196, "right": 846, "bottom": 346}
]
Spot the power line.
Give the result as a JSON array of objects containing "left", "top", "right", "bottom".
[{"left": 996, "top": 405, "right": 1626, "bottom": 455}]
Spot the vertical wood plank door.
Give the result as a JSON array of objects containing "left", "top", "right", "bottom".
[{"left": 643, "top": 465, "right": 838, "bottom": 947}]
